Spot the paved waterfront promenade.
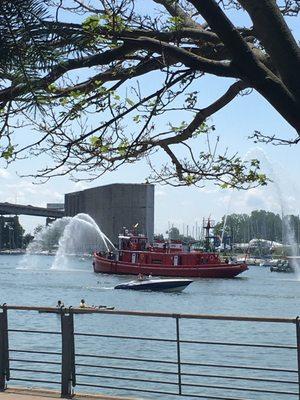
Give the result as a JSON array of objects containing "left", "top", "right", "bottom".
[{"left": 0, "top": 388, "right": 137, "bottom": 400}]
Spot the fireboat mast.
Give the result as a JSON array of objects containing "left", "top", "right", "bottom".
[{"left": 203, "top": 217, "right": 215, "bottom": 252}]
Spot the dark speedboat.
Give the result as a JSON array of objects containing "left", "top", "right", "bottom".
[{"left": 114, "top": 278, "right": 193, "bottom": 292}]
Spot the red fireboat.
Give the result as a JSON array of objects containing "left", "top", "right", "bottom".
[{"left": 93, "top": 230, "right": 248, "bottom": 278}]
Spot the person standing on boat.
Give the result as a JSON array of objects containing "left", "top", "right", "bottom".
[{"left": 56, "top": 300, "right": 64, "bottom": 308}]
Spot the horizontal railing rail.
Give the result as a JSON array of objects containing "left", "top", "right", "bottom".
[
  {"left": 1, "top": 304, "right": 297, "bottom": 322},
  {"left": 0, "top": 304, "right": 299, "bottom": 399}
]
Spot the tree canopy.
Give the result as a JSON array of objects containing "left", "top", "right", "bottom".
[
  {"left": 0, "top": 0, "right": 299, "bottom": 187},
  {"left": 214, "top": 210, "right": 300, "bottom": 244}
]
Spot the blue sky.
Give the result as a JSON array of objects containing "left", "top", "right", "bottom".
[{"left": 0, "top": 3, "right": 299, "bottom": 235}]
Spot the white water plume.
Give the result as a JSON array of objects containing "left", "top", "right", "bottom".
[
  {"left": 220, "top": 214, "right": 228, "bottom": 250},
  {"left": 20, "top": 213, "right": 114, "bottom": 270},
  {"left": 19, "top": 218, "right": 72, "bottom": 269},
  {"left": 51, "top": 213, "right": 114, "bottom": 270},
  {"left": 241, "top": 148, "right": 299, "bottom": 275},
  {"left": 219, "top": 148, "right": 300, "bottom": 275}
]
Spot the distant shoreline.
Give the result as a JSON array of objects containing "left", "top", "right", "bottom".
[
  {"left": 0, "top": 250, "right": 92, "bottom": 257},
  {"left": 0, "top": 250, "right": 26, "bottom": 255}
]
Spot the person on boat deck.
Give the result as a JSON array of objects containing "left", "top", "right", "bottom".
[
  {"left": 79, "top": 299, "right": 88, "bottom": 308},
  {"left": 137, "top": 273, "right": 144, "bottom": 281},
  {"left": 56, "top": 300, "right": 64, "bottom": 308}
]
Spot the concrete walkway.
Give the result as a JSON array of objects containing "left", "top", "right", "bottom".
[{"left": 0, "top": 388, "right": 138, "bottom": 400}]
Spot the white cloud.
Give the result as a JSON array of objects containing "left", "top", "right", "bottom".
[
  {"left": 73, "top": 181, "right": 89, "bottom": 191},
  {"left": 217, "top": 186, "right": 283, "bottom": 216},
  {"left": 199, "top": 186, "right": 219, "bottom": 195},
  {"left": 155, "top": 188, "right": 167, "bottom": 197},
  {"left": 0, "top": 168, "right": 10, "bottom": 178},
  {"left": 0, "top": 179, "right": 63, "bottom": 206}
]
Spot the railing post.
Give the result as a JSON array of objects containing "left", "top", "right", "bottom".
[
  {"left": 61, "top": 310, "right": 76, "bottom": 398},
  {"left": 0, "top": 306, "right": 9, "bottom": 391},
  {"left": 296, "top": 317, "right": 300, "bottom": 400},
  {"left": 175, "top": 315, "right": 182, "bottom": 395}
]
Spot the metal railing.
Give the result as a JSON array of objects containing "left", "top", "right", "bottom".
[{"left": 0, "top": 305, "right": 299, "bottom": 399}]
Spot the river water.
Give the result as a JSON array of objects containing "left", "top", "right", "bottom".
[{"left": 0, "top": 254, "right": 299, "bottom": 399}]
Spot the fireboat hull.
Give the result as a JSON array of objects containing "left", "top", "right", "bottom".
[{"left": 93, "top": 255, "right": 248, "bottom": 278}]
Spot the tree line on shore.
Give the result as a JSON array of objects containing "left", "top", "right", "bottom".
[
  {"left": 0, "top": 216, "right": 33, "bottom": 250},
  {"left": 215, "top": 211, "right": 300, "bottom": 244},
  {"left": 165, "top": 210, "right": 300, "bottom": 245}
]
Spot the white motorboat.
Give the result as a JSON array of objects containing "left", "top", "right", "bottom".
[
  {"left": 114, "top": 278, "right": 193, "bottom": 292},
  {"left": 260, "top": 259, "right": 283, "bottom": 267}
]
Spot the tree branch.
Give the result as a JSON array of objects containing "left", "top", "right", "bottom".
[
  {"left": 238, "top": 0, "right": 300, "bottom": 102},
  {"left": 123, "top": 37, "right": 237, "bottom": 77},
  {"left": 188, "top": 0, "right": 300, "bottom": 132}
]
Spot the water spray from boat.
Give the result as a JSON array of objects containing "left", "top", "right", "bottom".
[
  {"left": 221, "top": 148, "right": 300, "bottom": 275},
  {"left": 19, "top": 213, "right": 114, "bottom": 270},
  {"left": 51, "top": 213, "right": 114, "bottom": 270},
  {"left": 254, "top": 150, "right": 299, "bottom": 277}
]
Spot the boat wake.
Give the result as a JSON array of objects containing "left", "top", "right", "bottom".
[{"left": 86, "top": 286, "right": 115, "bottom": 291}]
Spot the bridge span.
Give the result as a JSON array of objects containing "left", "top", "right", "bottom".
[{"left": 0, "top": 202, "right": 64, "bottom": 218}]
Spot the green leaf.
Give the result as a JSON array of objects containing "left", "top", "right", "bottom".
[
  {"left": 82, "top": 15, "right": 101, "bottom": 31},
  {"left": 133, "top": 115, "right": 141, "bottom": 123},
  {"left": 184, "top": 174, "right": 195, "bottom": 185},
  {"left": 220, "top": 183, "right": 229, "bottom": 189},
  {"left": 90, "top": 136, "right": 101, "bottom": 146},
  {"left": 47, "top": 83, "right": 57, "bottom": 93},
  {"left": 100, "top": 145, "right": 109, "bottom": 153},
  {"left": 167, "top": 16, "right": 184, "bottom": 31},
  {"left": 118, "top": 139, "right": 129, "bottom": 156},
  {"left": 59, "top": 97, "right": 69, "bottom": 106},
  {"left": 126, "top": 98, "right": 135, "bottom": 107},
  {"left": 1, "top": 145, "right": 14, "bottom": 160},
  {"left": 104, "top": 13, "right": 126, "bottom": 33},
  {"left": 70, "top": 90, "right": 81, "bottom": 99}
]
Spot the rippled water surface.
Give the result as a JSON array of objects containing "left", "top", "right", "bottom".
[{"left": 0, "top": 255, "right": 299, "bottom": 399}]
